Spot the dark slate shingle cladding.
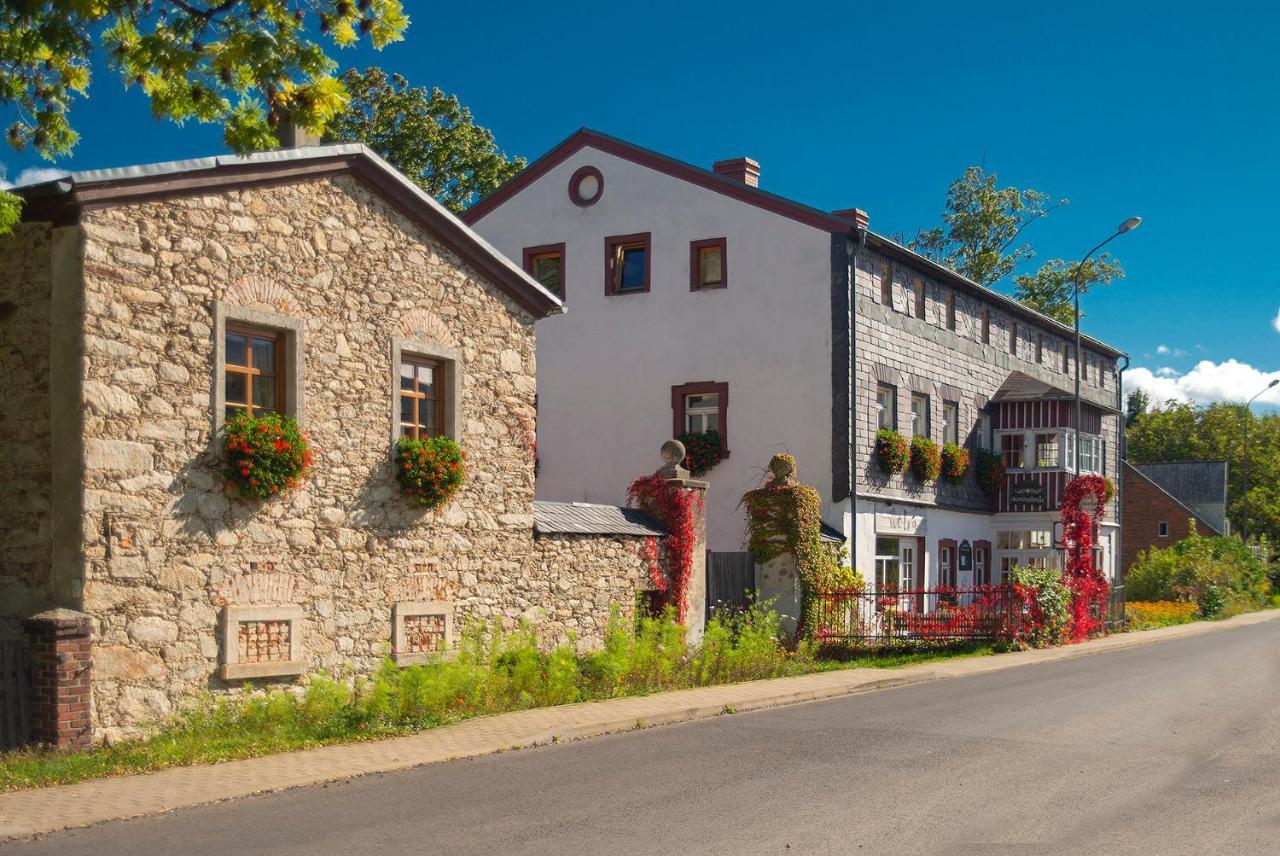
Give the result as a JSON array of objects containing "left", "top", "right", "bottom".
[
  {"left": 1133, "top": 461, "right": 1229, "bottom": 534},
  {"left": 532, "top": 501, "right": 667, "bottom": 537}
]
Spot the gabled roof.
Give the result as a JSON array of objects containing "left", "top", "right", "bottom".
[
  {"left": 1132, "top": 460, "right": 1229, "bottom": 534},
  {"left": 463, "top": 128, "right": 1124, "bottom": 357},
  {"left": 532, "top": 501, "right": 666, "bottom": 537},
  {"left": 1126, "top": 460, "right": 1223, "bottom": 534},
  {"left": 14, "top": 144, "right": 563, "bottom": 318}
]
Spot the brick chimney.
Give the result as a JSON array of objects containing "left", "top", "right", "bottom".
[
  {"left": 712, "top": 157, "right": 761, "bottom": 188},
  {"left": 832, "top": 208, "right": 870, "bottom": 231}
]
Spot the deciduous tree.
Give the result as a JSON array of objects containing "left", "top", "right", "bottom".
[{"left": 322, "top": 68, "right": 524, "bottom": 213}]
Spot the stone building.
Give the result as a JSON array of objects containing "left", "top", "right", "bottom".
[
  {"left": 0, "top": 144, "right": 678, "bottom": 746},
  {"left": 465, "top": 129, "right": 1127, "bottom": 611}
]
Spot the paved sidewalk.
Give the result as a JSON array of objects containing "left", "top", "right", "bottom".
[{"left": 2, "top": 609, "right": 1277, "bottom": 841}]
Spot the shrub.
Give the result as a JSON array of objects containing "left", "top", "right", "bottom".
[
  {"left": 395, "top": 435, "right": 466, "bottom": 509},
  {"left": 1011, "top": 564, "right": 1071, "bottom": 646},
  {"left": 940, "top": 442, "right": 969, "bottom": 483},
  {"left": 221, "top": 411, "right": 313, "bottom": 500},
  {"left": 875, "top": 428, "right": 909, "bottom": 473},
  {"left": 1125, "top": 524, "right": 1269, "bottom": 614},
  {"left": 1125, "top": 600, "right": 1197, "bottom": 630},
  {"left": 676, "top": 429, "right": 727, "bottom": 477},
  {"left": 909, "top": 436, "right": 941, "bottom": 482}
]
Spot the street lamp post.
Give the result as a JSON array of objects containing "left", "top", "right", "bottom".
[
  {"left": 1240, "top": 378, "right": 1279, "bottom": 540},
  {"left": 1074, "top": 217, "right": 1142, "bottom": 473}
]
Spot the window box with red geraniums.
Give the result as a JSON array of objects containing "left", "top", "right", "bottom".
[
  {"left": 395, "top": 435, "right": 466, "bottom": 510},
  {"left": 676, "top": 429, "right": 726, "bottom": 478},
  {"left": 221, "top": 411, "right": 314, "bottom": 501},
  {"left": 910, "top": 436, "right": 941, "bottom": 482},
  {"left": 940, "top": 442, "right": 969, "bottom": 484},
  {"left": 875, "top": 428, "right": 909, "bottom": 474},
  {"left": 975, "top": 449, "right": 1005, "bottom": 501}
]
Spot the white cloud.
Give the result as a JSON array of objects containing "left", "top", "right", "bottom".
[
  {"left": 1273, "top": 306, "right": 1280, "bottom": 334},
  {"left": 0, "top": 163, "right": 69, "bottom": 189},
  {"left": 1155, "top": 344, "right": 1170, "bottom": 355},
  {"left": 1154, "top": 344, "right": 1188, "bottom": 358},
  {"left": 1125, "top": 359, "right": 1280, "bottom": 406}
]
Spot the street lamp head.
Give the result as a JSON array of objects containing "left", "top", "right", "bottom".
[
  {"left": 1268, "top": 379, "right": 1279, "bottom": 389},
  {"left": 1117, "top": 216, "right": 1142, "bottom": 233}
]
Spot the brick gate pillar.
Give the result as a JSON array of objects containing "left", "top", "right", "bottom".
[{"left": 24, "top": 608, "right": 93, "bottom": 750}]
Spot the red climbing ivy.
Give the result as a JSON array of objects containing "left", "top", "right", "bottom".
[
  {"left": 627, "top": 473, "right": 702, "bottom": 622},
  {"left": 1061, "top": 474, "right": 1111, "bottom": 641}
]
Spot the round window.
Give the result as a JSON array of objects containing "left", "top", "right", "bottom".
[{"left": 568, "top": 165, "right": 604, "bottom": 207}]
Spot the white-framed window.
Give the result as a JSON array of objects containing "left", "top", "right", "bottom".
[
  {"left": 975, "top": 548, "right": 988, "bottom": 586},
  {"left": 942, "top": 400, "right": 959, "bottom": 445},
  {"left": 996, "top": 529, "right": 1058, "bottom": 583},
  {"left": 910, "top": 392, "right": 930, "bottom": 438},
  {"left": 1035, "top": 432, "right": 1060, "bottom": 469},
  {"left": 876, "top": 383, "right": 897, "bottom": 431},
  {"left": 1158, "top": 521, "right": 1169, "bottom": 538},
  {"left": 977, "top": 413, "right": 992, "bottom": 450},
  {"left": 1076, "top": 435, "right": 1103, "bottom": 474},
  {"left": 685, "top": 392, "right": 721, "bottom": 434},
  {"left": 940, "top": 546, "right": 954, "bottom": 587},
  {"left": 1000, "top": 432, "right": 1025, "bottom": 469},
  {"left": 875, "top": 537, "right": 901, "bottom": 590}
]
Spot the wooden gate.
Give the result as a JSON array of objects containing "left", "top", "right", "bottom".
[
  {"left": 706, "top": 551, "right": 756, "bottom": 620},
  {"left": 0, "top": 631, "right": 32, "bottom": 750}
]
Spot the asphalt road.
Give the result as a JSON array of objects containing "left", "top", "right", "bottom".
[{"left": 7, "top": 620, "right": 1280, "bottom": 856}]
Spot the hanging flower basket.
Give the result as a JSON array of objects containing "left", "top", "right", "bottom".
[
  {"left": 676, "top": 429, "right": 727, "bottom": 477},
  {"left": 910, "top": 436, "right": 941, "bottom": 482},
  {"left": 940, "top": 442, "right": 969, "bottom": 483},
  {"left": 221, "top": 411, "right": 314, "bottom": 500},
  {"left": 395, "top": 435, "right": 466, "bottom": 509},
  {"left": 875, "top": 428, "right": 909, "bottom": 474}
]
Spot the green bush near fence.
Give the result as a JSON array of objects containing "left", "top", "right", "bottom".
[{"left": 1125, "top": 524, "right": 1270, "bottom": 618}]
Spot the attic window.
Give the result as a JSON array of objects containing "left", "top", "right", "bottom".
[{"left": 568, "top": 165, "right": 604, "bottom": 207}]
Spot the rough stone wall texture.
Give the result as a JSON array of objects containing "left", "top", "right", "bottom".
[
  {"left": 854, "top": 247, "right": 1121, "bottom": 522},
  {"left": 0, "top": 223, "right": 54, "bottom": 628},
  {"left": 1120, "top": 464, "right": 1216, "bottom": 574},
  {"left": 73, "top": 174, "right": 647, "bottom": 740}
]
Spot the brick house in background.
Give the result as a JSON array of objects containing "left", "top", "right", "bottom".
[
  {"left": 465, "top": 129, "right": 1127, "bottom": 614},
  {"left": 0, "top": 144, "right": 685, "bottom": 747},
  {"left": 1121, "top": 461, "right": 1228, "bottom": 574}
]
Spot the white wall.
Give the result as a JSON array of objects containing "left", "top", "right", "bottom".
[{"left": 472, "top": 147, "right": 835, "bottom": 551}]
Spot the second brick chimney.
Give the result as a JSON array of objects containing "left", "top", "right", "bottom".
[{"left": 712, "top": 157, "right": 761, "bottom": 188}]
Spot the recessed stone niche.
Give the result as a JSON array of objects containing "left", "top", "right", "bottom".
[
  {"left": 391, "top": 601, "right": 453, "bottom": 665},
  {"left": 219, "top": 604, "right": 306, "bottom": 680}
]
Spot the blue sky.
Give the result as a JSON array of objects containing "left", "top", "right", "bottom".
[{"left": 4, "top": 1, "right": 1278, "bottom": 406}]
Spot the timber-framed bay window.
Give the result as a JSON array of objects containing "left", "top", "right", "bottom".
[
  {"left": 997, "top": 429, "right": 1106, "bottom": 474},
  {"left": 214, "top": 302, "right": 304, "bottom": 430},
  {"left": 390, "top": 338, "right": 462, "bottom": 444}
]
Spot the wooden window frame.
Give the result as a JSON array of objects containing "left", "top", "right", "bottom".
[
  {"left": 1036, "top": 333, "right": 1045, "bottom": 364},
  {"left": 1000, "top": 432, "right": 1025, "bottom": 470},
  {"left": 604, "top": 232, "right": 651, "bottom": 296},
  {"left": 942, "top": 400, "right": 960, "bottom": 446},
  {"left": 522, "top": 242, "right": 566, "bottom": 299},
  {"left": 223, "top": 323, "right": 285, "bottom": 419},
  {"left": 1009, "top": 321, "right": 1019, "bottom": 356},
  {"left": 980, "top": 308, "right": 990, "bottom": 345},
  {"left": 689, "top": 237, "right": 727, "bottom": 291},
  {"left": 671, "top": 381, "right": 729, "bottom": 454},
  {"left": 945, "top": 292, "right": 956, "bottom": 331},
  {"left": 880, "top": 259, "right": 894, "bottom": 306},
  {"left": 213, "top": 301, "right": 305, "bottom": 433},
  {"left": 876, "top": 382, "right": 898, "bottom": 431},
  {"left": 914, "top": 279, "right": 926, "bottom": 320},
  {"left": 390, "top": 338, "right": 463, "bottom": 446},
  {"left": 399, "top": 355, "right": 447, "bottom": 441},
  {"left": 910, "top": 392, "right": 931, "bottom": 440}
]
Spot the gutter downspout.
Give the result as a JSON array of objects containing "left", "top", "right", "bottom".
[
  {"left": 847, "top": 221, "right": 869, "bottom": 571},
  {"left": 1116, "top": 353, "right": 1130, "bottom": 583}
]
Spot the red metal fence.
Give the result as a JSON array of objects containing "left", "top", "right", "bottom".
[{"left": 812, "top": 586, "right": 1024, "bottom": 646}]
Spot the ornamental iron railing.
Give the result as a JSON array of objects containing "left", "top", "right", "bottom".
[{"left": 811, "top": 586, "right": 1024, "bottom": 646}]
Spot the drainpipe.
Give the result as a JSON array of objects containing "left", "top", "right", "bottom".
[
  {"left": 847, "top": 218, "right": 869, "bottom": 573},
  {"left": 1116, "top": 353, "right": 1130, "bottom": 583}
]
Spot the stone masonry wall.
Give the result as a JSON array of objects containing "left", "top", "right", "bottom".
[
  {"left": 75, "top": 174, "right": 648, "bottom": 740},
  {"left": 0, "top": 223, "right": 54, "bottom": 628},
  {"left": 854, "top": 247, "right": 1122, "bottom": 523}
]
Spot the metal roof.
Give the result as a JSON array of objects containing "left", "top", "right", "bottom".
[{"left": 532, "top": 501, "right": 666, "bottom": 537}]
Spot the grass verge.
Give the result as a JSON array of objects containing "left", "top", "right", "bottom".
[{"left": 0, "top": 607, "right": 992, "bottom": 793}]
